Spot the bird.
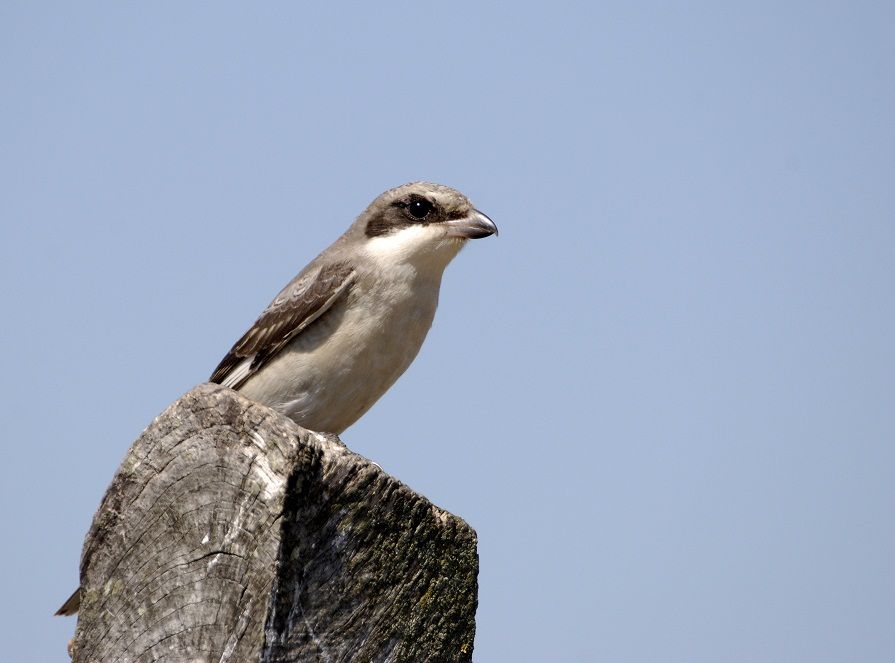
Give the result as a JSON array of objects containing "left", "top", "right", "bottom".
[
  {"left": 54, "top": 182, "right": 497, "bottom": 618},
  {"left": 207, "top": 180, "right": 497, "bottom": 433}
]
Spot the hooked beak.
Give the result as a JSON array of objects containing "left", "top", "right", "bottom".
[{"left": 444, "top": 209, "right": 498, "bottom": 239}]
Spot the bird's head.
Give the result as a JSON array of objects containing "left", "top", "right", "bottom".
[{"left": 354, "top": 182, "right": 497, "bottom": 269}]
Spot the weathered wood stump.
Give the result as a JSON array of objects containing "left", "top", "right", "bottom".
[{"left": 66, "top": 383, "right": 478, "bottom": 662}]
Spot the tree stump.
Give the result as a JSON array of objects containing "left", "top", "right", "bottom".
[{"left": 66, "top": 383, "right": 478, "bottom": 662}]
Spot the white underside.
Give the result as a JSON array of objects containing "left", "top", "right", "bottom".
[{"left": 238, "top": 225, "right": 465, "bottom": 433}]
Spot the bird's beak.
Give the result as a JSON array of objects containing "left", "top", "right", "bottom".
[{"left": 444, "top": 209, "right": 498, "bottom": 239}]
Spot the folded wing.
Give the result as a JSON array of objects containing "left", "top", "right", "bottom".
[{"left": 210, "top": 261, "right": 356, "bottom": 389}]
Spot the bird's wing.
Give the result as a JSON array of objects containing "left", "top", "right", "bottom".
[{"left": 210, "top": 261, "right": 356, "bottom": 389}]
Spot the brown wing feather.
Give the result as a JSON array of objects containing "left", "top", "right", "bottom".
[{"left": 209, "top": 261, "right": 355, "bottom": 388}]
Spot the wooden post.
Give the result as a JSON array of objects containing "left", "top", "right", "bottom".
[{"left": 66, "top": 384, "right": 478, "bottom": 662}]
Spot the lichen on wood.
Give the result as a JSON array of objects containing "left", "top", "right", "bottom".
[{"left": 68, "top": 383, "right": 478, "bottom": 662}]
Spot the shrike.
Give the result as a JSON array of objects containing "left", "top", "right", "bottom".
[
  {"left": 209, "top": 181, "right": 497, "bottom": 434},
  {"left": 55, "top": 181, "right": 496, "bottom": 617}
]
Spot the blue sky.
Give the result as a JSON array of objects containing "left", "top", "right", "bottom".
[{"left": 2, "top": 2, "right": 893, "bottom": 661}]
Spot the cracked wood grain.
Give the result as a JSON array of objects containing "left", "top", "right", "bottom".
[{"left": 69, "top": 383, "right": 478, "bottom": 662}]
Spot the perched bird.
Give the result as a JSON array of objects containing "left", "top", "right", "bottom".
[
  {"left": 207, "top": 181, "right": 497, "bottom": 433},
  {"left": 208, "top": 181, "right": 497, "bottom": 431},
  {"left": 54, "top": 181, "right": 496, "bottom": 618}
]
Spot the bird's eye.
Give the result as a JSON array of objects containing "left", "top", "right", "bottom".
[{"left": 407, "top": 198, "right": 434, "bottom": 220}]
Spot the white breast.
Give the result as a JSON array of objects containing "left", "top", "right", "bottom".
[{"left": 238, "top": 226, "right": 465, "bottom": 433}]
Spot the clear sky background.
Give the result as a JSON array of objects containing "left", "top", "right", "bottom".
[{"left": 2, "top": 3, "right": 893, "bottom": 661}]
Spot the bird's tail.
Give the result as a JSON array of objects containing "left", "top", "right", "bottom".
[{"left": 55, "top": 588, "right": 80, "bottom": 616}]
